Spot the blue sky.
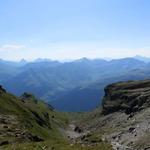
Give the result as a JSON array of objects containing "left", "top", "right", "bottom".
[{"left": 0, "top": 0, "right": 150, "bottom": 60}]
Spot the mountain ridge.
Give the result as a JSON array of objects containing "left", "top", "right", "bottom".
[{"left": 1, "top": 57, "right": 149, "bottom": 111}]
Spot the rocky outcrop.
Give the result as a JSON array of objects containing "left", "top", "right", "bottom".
[
  {"left": 76, "top": 79, "right": 150, "bottom": 149},
  {"left": 0, "top": 85, "right": 6, "bottom": 93},
  {"left": 102, "top": 79, "right": 150, "bottom": 115},
  {"left": 20, "top": 92, "right": 38, "bottom": 102}
]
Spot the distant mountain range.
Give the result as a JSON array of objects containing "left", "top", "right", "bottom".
[
  {"left": 134, "top": 55, "right": 150, "bottom": 63},
  {"left": 1, "top": 56, "right": 150, "bottom": 111}
]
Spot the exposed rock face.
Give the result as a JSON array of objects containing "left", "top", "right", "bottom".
[
  {"left": 102, "top": 79, "right": 150, "bottom": 115},
  {"left": 77, "top": 79, "right": 150, "bottom": 149},
  {"left": 0, "top": 85, "right": 6, "bottom": 93}
]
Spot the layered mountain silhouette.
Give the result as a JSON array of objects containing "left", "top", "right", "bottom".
[{"left": 1, "top": 57, "right": 150, "bottom": 111}]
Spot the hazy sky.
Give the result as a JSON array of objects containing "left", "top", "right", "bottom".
[{"left": 0, "top": 0, "right": 150, "bottom": 60}]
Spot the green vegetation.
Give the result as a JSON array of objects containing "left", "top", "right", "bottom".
[
  {"left": 0, "top": 88, "right": 112, "bottom": 150},
  {"left": 3, "top": 140, "right": 112, "bottom": 150},
  {"left": 0, "top": 89, "right": 66, "bottom": 146}
]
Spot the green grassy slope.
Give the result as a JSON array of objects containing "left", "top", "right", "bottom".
[
  {"left": 0, "top": 87, "right": 112, "bottom": 150},
  {"left": 0, "top": 89, "right": 68, "bottom": 142}
]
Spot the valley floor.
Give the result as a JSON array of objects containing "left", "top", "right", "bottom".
[{"left": 0, "top": 112, "right": 112, "bottom": 150}]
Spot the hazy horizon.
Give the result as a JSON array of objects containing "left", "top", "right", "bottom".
[{"left": 0, "top": 55, "right": 149, "bottom": 63}]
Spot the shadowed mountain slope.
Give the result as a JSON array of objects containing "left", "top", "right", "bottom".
[{"left": 2, "top": 58, "right": 147, "bottom": 111}]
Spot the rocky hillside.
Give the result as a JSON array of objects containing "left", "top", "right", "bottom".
[
  {"left": 102, "top": 80, "right": 150, "bottom": 114},
  {"left": 0, "top": 86, "right": 112, "bottom": 150},
  {"left": 77, "top": 79, "right": 150, "bottom": 150},
  {"left": 0, "top": 85, "right": 69, "bottom": 148}
]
